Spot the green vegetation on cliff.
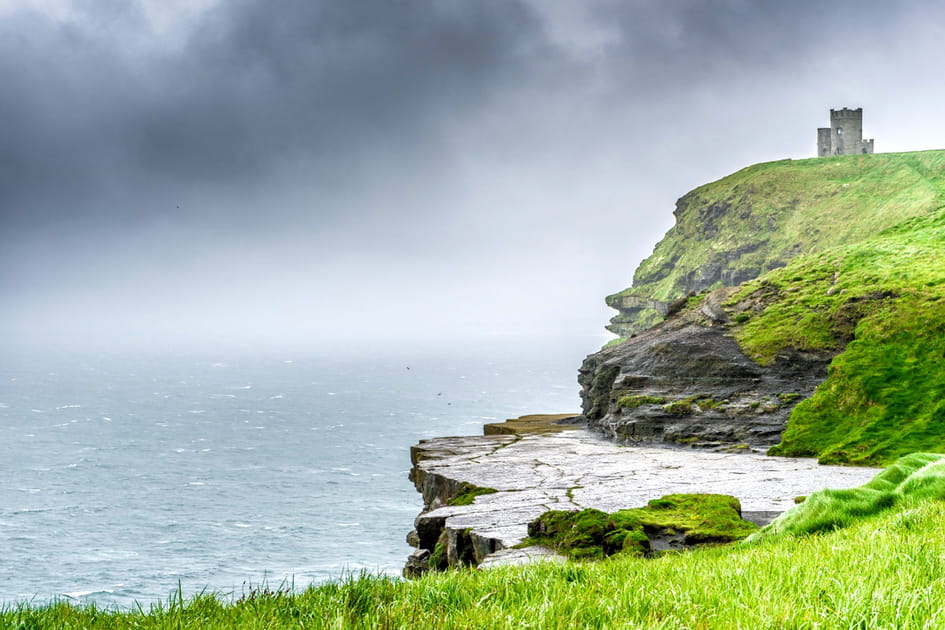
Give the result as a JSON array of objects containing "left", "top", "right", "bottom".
[
  {"left": 603, "top": 149, "right": 945, "bottom": 465},
  {"left": 446, "top": 482, "right": 498, "bottom": 506},
  {"left": 608, "top": 150, "right": 945, "bottom": 336},
  {"left": 728, "top": 207, "right": 945, "bottom": 465}
]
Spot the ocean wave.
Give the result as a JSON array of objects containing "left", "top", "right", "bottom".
[{"left": 63, "top": 588, "right": 114, "bottom": 600}]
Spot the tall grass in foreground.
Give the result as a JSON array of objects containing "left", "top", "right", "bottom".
[
  {"left": 7, "top": 498, "right": 945, "bottom": 629},
  {"left": 751, "top": 452, "right": 945, "bottom": 540}
]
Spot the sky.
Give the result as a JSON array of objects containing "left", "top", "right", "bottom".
[{"left": 2, "top": 0, "right": 945, "bottom": 354}]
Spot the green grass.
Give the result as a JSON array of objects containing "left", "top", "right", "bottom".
[
  {"left": 750, "top": 452, "right": 945, "bottom": 541},
  {"left": 725, "top": 208, "right": 945, "bottom": 465},
  {"left": 10, "top": 493, "right": 945, "bottom": 628},
  {"left": 608, "top": 150, "right": 945, "bottom": 335},
  {"left": 524, "top": 494, "right": 758, "bottom": 560},
  {"left": 446, "top": 482, "right": 498, "bottom": 506}
]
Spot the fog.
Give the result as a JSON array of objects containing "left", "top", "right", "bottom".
[{"left": 3, "top": 0, "right": 945, "bottom": 353}]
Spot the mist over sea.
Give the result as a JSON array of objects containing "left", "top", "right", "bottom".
[{"left": 0, "top": 337, "right": 598, "bottom": 609}]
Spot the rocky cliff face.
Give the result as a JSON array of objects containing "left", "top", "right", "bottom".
[{"left": 581, "top": 288, "right": 834, "bottom": 449}]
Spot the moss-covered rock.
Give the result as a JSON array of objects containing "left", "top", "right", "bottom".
[
  {"left": 446, "top": 482, "right": 498, "bottom": 507},
  {"left": 616, "top": 395, "right": 665, "bottom": 409},
  {"left": 524, "top": 494, "right": 758, "bottom": 560},
  {"left": 578, "top": 308, "right": 823, "bottom": 449},
  {"left": 482, "top": 413, "right": 581, "bottom": 436}
]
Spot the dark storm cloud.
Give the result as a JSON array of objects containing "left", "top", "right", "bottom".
[
  {"left": 0, "top": 0, "right": 545, "bottom": 229},
  {"left": 1, "top": 0, "right": 931, "bottom": 230},
  {"left": 136, "top": 1, "right": 545, "bottom": 179}
]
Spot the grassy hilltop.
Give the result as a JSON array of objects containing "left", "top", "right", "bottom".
[{"left": 608, "top": 150, "right": 945, "bottom": 335}]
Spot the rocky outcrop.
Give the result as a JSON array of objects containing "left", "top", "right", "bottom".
[
  {"left": 404, "top": 415, "right": 579, "bottom": 577},
  {"left": 582, "top": 288, "right": 834, "bottom": 449},
  {"left": 404, "top": 419, "right": 880, "bottom": 576},
  {"left": 605, "top": 191, "right": 790, "bottom": 338}
]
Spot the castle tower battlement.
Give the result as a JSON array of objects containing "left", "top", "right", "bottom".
[
  {"left": 817, "top": 107, "right": 874, "bottom": 156},
  {"left": 830, "top": 107, "right": 862, "bottom": 119}
]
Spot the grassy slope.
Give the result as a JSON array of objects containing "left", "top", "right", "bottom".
[
  {"left": 9, "top": 497, "right": 945, "bottom": 628},
  {"left": 751, "top": 452, "right": 945, "bottom": 541},
  {"left": 610, "top": 150, "right": 945, "bottom": 306},
  {"left": 729, "top": 207, "right": 945, "bottom": 465}
]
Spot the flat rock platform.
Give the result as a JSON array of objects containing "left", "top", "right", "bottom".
[{"left": 405, "top": 418, "right": 881, "bottom": 572}]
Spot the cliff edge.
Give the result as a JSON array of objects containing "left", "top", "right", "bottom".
[{"left": 584, "top": 150, "right": 945, "bottom": 465}]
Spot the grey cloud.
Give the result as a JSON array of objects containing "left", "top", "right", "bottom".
[
  {"left": 0, "top": 0, "right": 548, "bottom": 240},
  {"left": 591, "top": 0, "right": 922, "bottom": 91},
  {"left": 3, "top": 0, "right": 945, "bottom": 350}
]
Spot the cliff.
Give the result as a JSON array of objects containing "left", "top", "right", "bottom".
[
  {"left": 584, "top": 150, "right": 945, "bottom": 465},
  {"left": 580, "top": 287, "right": 833, "bottom": 450},
  {"left": 401, "top": 150, "right": 945, "bottom": 580},
  {"left": 607, "top": 150, "right": 945, "bottom": 336}
]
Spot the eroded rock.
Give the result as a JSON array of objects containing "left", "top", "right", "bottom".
[
  {"left": 404, "top": 422, "right": 879, "bottom": 576},
  {"left": 581, "top": 291, "right": 833, "bottom": 449}
]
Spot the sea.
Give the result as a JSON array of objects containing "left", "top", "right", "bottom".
[{"left": 0, "top": 336, "right": 599, "bottom": 609}]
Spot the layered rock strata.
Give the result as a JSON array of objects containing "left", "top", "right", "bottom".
[
  {"left": 580, "top": 288, "right": 833, "bottom": 449},
  {"left": 404, "top": 417, "right": 879, "bottom": 576}
]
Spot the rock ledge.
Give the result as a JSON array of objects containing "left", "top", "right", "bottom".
[{"left": 404, "top": 416, "right": 879, "bottom": 576}]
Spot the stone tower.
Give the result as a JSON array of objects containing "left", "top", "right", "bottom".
[{"left": 817, "top": 108, "right": 874, "bottom": 156}]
